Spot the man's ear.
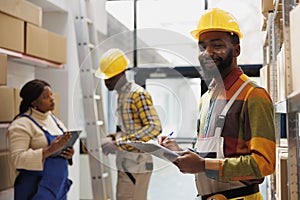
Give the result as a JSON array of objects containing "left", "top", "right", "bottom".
[{"left": 234, "top": 44, "right": 240, "bottom": 57}]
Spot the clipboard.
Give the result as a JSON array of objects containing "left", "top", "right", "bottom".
[
  {"left": 51, "top": 130, "right": 82, "bottom": 157},
  {"left": 126, "top": 141, "right": 179, "bottom": 162}
]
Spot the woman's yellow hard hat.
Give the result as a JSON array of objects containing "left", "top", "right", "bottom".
[
  {"left": 96, "top": 48, "right": 129, "bottom": 79},
  {"left": 191, "top": 8, "right": 243, "bottom": 41}
]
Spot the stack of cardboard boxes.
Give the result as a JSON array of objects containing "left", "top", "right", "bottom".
[
  {"left": 0, "top": 0, "right": 66, "bottom": 64},
  {"left": 0, "top": 0, "right": 63, "bottom": 122}
]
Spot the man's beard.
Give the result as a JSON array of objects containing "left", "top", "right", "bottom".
[{"left": 199, "top": 50, "right": 234, "bottom": 81}]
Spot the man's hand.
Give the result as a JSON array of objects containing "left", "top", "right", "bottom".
[
  {"left": 101, "top": 139, "right": 118, "bottom": 155},
  {"left": 107, "top": 133, "right": 116, "bottom": 141},
  {"left": 158, "top": 136, "right": 181, "bottom": 151},
  {"left": 173, "top": 150, "right": 205, "bottom": 174}
]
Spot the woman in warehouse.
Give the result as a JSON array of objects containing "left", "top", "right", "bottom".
[{"left": 7, "top": 79, "right": 74, "bottom": 200}]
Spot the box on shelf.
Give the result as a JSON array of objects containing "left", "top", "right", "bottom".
[
  {"left": 52, "top": 93, "right": 60, "bottom": 118},
  {"left": 0, "top": 12, "right": 24, "bottom": 53},
  {"left": 25, "top": 23, "right": 48, "bottom": 61},
  {"left": 25, "top": 23, "right": 67, "bottom": 64},
  {"left": 290, "top": 4, "right": 300, "bottom": 94},
  {"left": 48, "top": 32, "right": 67, "bottom": 64},
  {"left": 0, "top": 87, "right": 61, "bottom": 122},
  {"left": 260, "top": 65, "right": 269, "bottom": 92},
  {"left": 0, "top": 87, "right": 21, "bottom": 122},
  {"left": 261, "top": 0, "right": 274, "bottom": 16},
  {"left": 0, "top": 0, "right": 42, "bottom": 27},
  {"left": 0, "top": 151, "right": 17, "bottom": 191},
  {"left": 0, "top": 54, "right": 7, "bottom": 85},
  {"left": 276, "top": 47, "right": 286, "bottom": 102},
  {"left": 275, "top": 147, "right": 288, "bottom": 200}
]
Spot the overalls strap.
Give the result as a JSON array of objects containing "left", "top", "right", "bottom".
[{"left": 215, "top": 79, "right": 252, "bottom": 137}]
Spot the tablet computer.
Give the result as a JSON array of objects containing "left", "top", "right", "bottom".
[
  {"left": 51, "top": 130, "right": 82, "bottom": 157},
  {"left": 126, "top": 141, "right": 179, "bottom": 162}
]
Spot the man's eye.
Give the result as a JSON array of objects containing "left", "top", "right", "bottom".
[
  {"left": 198, "top": 46, "right": 206, "bottom": 52},
  {"left": 213, "top": 44, "right": 223, "bottom": 49}
]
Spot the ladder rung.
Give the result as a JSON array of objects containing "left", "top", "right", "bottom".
[
  {"left": 94, "top": 95, "right": 101, "bottom": 100},
  {"left": 102, "top": 172, "right": 109, "bottom": 178},
  {"left": 97, "top": 120, "right": 104, "bottom": 126},
  {"left": 85, "top": 17, "right": 92, "bottom": 24},
  {"left": 88, "top": 43, "right": 95, "bottom": 49}
]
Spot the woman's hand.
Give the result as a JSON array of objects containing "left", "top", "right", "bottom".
[
  {"left": 60, "top": 147, "right": 74, "bottom": 159},
  {"left": 43, "top": 132, "right": 71, "bottom": 158}
]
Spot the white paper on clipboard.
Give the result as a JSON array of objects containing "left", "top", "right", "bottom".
[{"left": 126, "top": 141, "right": 179, "bottom": 162}]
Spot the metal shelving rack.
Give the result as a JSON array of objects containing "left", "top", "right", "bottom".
[{"left": 263, "top": 0, "right": 298, "bottom": 199}]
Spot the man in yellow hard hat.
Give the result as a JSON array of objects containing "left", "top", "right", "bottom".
[
  {"left": 98, "top": 48, "right": 162, "bottom": 200},
  {"left": 159, "top": 8, "right": 276, "bottom": 200}
]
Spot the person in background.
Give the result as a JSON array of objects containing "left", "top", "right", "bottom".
[
  {"left": 98, "top": 48, "right": 162, "bottom": 200},
  {"left": 7, "top": 79, "right": 74, "bottom": 200},
  {"left": 159, "top": 8, "right": 276, "bottom": 200}
]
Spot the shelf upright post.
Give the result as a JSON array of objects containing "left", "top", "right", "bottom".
[{"left": 282, "top": 0, "right": 298, "bottom": 198}]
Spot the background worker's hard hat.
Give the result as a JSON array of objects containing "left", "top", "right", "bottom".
[
  {"left": 190, "top": 8, "right": 243, "bottom": 40},
  {"left": 96, "top": 48, "right": 129, "bottom": 79}
]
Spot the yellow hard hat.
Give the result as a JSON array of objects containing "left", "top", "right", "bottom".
[
  {"left": 190, "top": 8, "right": 243, "bottom": 41},
  {"left": 96, "top": 48, "right": 129, "bottom": 79}
]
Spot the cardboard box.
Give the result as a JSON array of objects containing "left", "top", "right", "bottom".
[
  {"left": 25, "top": 23, "right": 49, "bottom": 61},
  {"left": 290, "top": 4, "right": 300, "bottom": 94},
  {"left": 0, "top": 54, "right": 7, "bottom": 85},
  {"left": 48, "top": 31, "right": 67, "bottom": 64},
  {"left": 0, "top": 152, "right": 17, "bottom": 190},
  {"left": 0, "top": 87, "right": 60, "bottom": 122},
  {"left": 0, "top": 0, "right": 42, "bottom": 27},
  {"left": 260, "top": 65, "right": 269, "bottom": 92},
  {"left": 261, "top": 0, "right": 274, "bottom": 16},
  {"left": 52, "top": 93, "right": 60, "bottom": 118},
  {"left": 25, "top": 23, "right": 67, "bottom": 64},
  {"left": 276, "top": 47, "right": 286, "bottom": 101},
  {"left": 0, "top": 88, "right": 21, "bottom": 122},
  {"left": 0, "top": 12, "right": 24, "bottom": 52},
  {"left": 275, "top": 148, "right": 288, "bottom": 200}
]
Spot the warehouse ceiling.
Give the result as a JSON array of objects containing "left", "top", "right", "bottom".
[{"left": 105, "top": 0, "right": 264, "bottom": 66}]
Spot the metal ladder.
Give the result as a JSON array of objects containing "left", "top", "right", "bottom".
[{"left": 72, "top": 0, "right": 113, "bottom": 199}]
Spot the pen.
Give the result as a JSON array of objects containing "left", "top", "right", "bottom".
[
  {"left": 162, "top": 131, "right": 174, "bottom": 143},
  {"left": 188, "top": 147, "right": 196, "bottom": 153},
  {"left": 188, "top": 148, "right": 201, "bottom": 156}
]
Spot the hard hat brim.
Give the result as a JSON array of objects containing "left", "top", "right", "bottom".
[
  {"left": 95, "top": 68, "right": 126, "bottom": 80},
  {"left": 190, "top": 28, "right": 243, "bottom": 41}
]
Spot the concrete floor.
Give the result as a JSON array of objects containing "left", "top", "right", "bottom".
[{"left": 148, "top": 157, "right": 197, "bottom": 200}]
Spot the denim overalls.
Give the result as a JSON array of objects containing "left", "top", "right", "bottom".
[{"left": 14, "top": 114, "right": 72, "bottom": 200}]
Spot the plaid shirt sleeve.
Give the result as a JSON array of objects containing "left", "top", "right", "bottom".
[{"left": 116, "top": 90, "right": 162, "bottom": 150}]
